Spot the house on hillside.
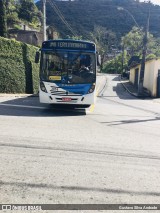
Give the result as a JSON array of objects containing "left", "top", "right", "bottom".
[
  {"left": 8, "top": 25, "right": 59, "bottom": 46},
  {"left": 8, "top": 28, "right": 42, "bottom": 46},
  {"left": 129, "top": 58, "right": 160, "bottom": 97}
]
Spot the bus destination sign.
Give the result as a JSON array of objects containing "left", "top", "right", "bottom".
[{"left": 42, "top": 41, "right": 95, "bottom": 51}]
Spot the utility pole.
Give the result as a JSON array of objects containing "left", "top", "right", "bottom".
[
  {"left": 138, "top": 1, "right": 151, "bottom": 96},
  {"left": 42, "top": 0, "right": 46, "bottom": 41},
  {"left": 121, "top": 44, "right": 125, "bottom": 76}
]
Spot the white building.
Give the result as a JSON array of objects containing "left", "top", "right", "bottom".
[{"left": 129, "top": 58, "right": 160, "bottom": 97}]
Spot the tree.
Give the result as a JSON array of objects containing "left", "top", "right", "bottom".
[
  {"left": 121, "top": 26, "right": 143, "bottom": 58},
  {"left": 121, "top": 26, "right": 160, "bottom": 59},
  {"left": 18, "top": 0, "right": 40, "bottom": 25},
  {"left": 103, "top": 26, "right": 160, "bottom": 75},
  {"left": 0, "top": 0, "right": 8, "bottom": 37},
  {"left": 103, "top": 50, "right": 128, "bottom": 74},
  {"left": 90, "top": 25, "right": 117, "bottom": 71},
  {"left": 147, "top": 36, "right": 160, "bottom": 58},
  {"left": 5, "top": 0, "right": 20, "bottom": 28}
]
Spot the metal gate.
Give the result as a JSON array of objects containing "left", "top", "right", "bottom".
[
  {"left": 134, "top": 68, "right": 139, "bottom": 88},
  {"left": 157, "top": 70, "right": 160, "bottom": 98}
]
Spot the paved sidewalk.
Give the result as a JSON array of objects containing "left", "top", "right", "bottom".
[
  {"left": 120, "top": 77, "right": 150, "bottom": 98},
  {"left": 120, "top": 77, "right": 160, "bottom": 104},
  {"left": 120, "top": 78, "right": 138, "bottom": 97}
]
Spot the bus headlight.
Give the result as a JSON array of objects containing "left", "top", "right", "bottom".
[
  {"left": 88, "top": 84, "right": 95, "bottom": 94},
  {"left": 40, "top": 82, "right": 47, "bottom": 93}
]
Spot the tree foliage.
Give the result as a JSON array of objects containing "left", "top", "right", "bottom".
[
  {"left": 18, "top": 0, "right": 40, "bottom": 26},
  {"left": 4, "top": 0, "right": 41, "bottom": 29},
  {"left": 121, "top": 27, "right": 143, "bottom": 57},
  {"left": 103, "top": 26, "right": 160, "bottom": 74},
  {"left": 121, "top": 26, "right": 160, "bottom": 59},
  {"left": 0, "top": 0, "right": 8, "bottom": 37},
  {"left": 90, "top": 25, "right": 117, "bottom": 71},
  {"left": 5, "top": 0, "right": 20, "bottom": 28},
  {"left": 103, "top": 50, "right": 128, "bottom": 74}
]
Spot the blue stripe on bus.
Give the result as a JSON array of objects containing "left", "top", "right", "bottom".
[{"left": 54, "top": 84, "right": 91, "bottom": 95}]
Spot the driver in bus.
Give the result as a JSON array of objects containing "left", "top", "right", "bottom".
[
  {"left": 79, "top": 64, "right": 92, "bottom": 79},
  {"left": 79, "top": 64, "right": 89, "bottom": 72}
]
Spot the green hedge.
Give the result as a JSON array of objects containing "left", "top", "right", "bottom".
[{"left": 0, "top": 37, "right": 39, "bottom": 94}]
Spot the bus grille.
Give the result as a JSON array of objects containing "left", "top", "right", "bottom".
[
  {"left": 55, "top": 98, "right": 78, "bottom": 102},
  {"left": 50, "top": 90, "right": 82, "bottom": 96}
]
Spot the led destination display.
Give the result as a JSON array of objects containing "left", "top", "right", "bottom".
[{"left": 42, "top": 40, "right": 96, "bottom": 51}]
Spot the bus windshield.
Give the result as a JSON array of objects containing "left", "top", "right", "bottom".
[{"left": 40, "top": 51, "right": 96, "bottom": 84}]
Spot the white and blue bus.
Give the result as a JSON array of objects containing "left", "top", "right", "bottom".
[{"left": 35, "top": 39, "right": 97, "bottom": 108}]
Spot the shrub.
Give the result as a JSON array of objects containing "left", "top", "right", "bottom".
[{"left": 0, "top": 37, "right": 39, "bottom": 93}]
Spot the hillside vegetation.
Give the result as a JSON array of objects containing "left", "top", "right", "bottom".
[
  {"left": 5, "top": 0, "right": 41, "bottom": 30},
  {"left": 0, "top": 37, "right": 39, "bottom": 93},
  {"left": 37, "top": 0, "right": 160, "bottom": 40}
]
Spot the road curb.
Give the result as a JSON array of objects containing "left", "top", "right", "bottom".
[
  {"left": 119, "top": 78, "right": 138, "bottom": 98},
  {"left": 119, "top": 77, "right": 149, "bottom": 99}
]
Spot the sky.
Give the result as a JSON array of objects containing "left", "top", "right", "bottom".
[
  {"left": 150, "top": 0, "right": 160, "bottom": 5},
  {"left": 140, "top": 0, "right": 160, "bottom": 5}
]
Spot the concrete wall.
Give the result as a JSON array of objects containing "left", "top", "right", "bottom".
[
  {"left": 9, "top": 30, "right": 43, "bottom": 46},
  {"left": 143, "top": 59, "right": 160, "bottom": 97},
  {"left": 143, "top": 59, "right": 155, "bottom": 96},
  {"left": 130, "top": 58, "right": 160, "bottom": 97},
  {"left": 9, "top": 27, "right": 59, "bottom": 47}
]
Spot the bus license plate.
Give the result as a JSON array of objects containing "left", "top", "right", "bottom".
[{"left": 62, "top": 97, "right": 72, "bottom": 102}]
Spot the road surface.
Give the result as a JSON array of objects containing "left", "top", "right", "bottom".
[{"left": 0, "top": 74, "right": 160, "bottom": 212}]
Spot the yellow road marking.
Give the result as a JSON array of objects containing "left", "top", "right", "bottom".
[
  {"left": 88, "top": 85, "right": 100, "bottom": 113},
  {"left": 89, "top": 104, "right": 95, "bottom": 113}
]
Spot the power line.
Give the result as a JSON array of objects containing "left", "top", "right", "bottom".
[{"left": 47, "top": 0, "right": 77, "bottom": 37}]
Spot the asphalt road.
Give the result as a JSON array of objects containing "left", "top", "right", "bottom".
[{"left": 0, "top": 74, "right": 160, "bottom": 212}]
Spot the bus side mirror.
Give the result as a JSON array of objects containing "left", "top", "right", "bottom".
[
  {"left": 35, "top": 51, "right": 40, "bottom": 63},
  {"left": 96, "top": 53, "right": 101, "bottom": 66}
]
